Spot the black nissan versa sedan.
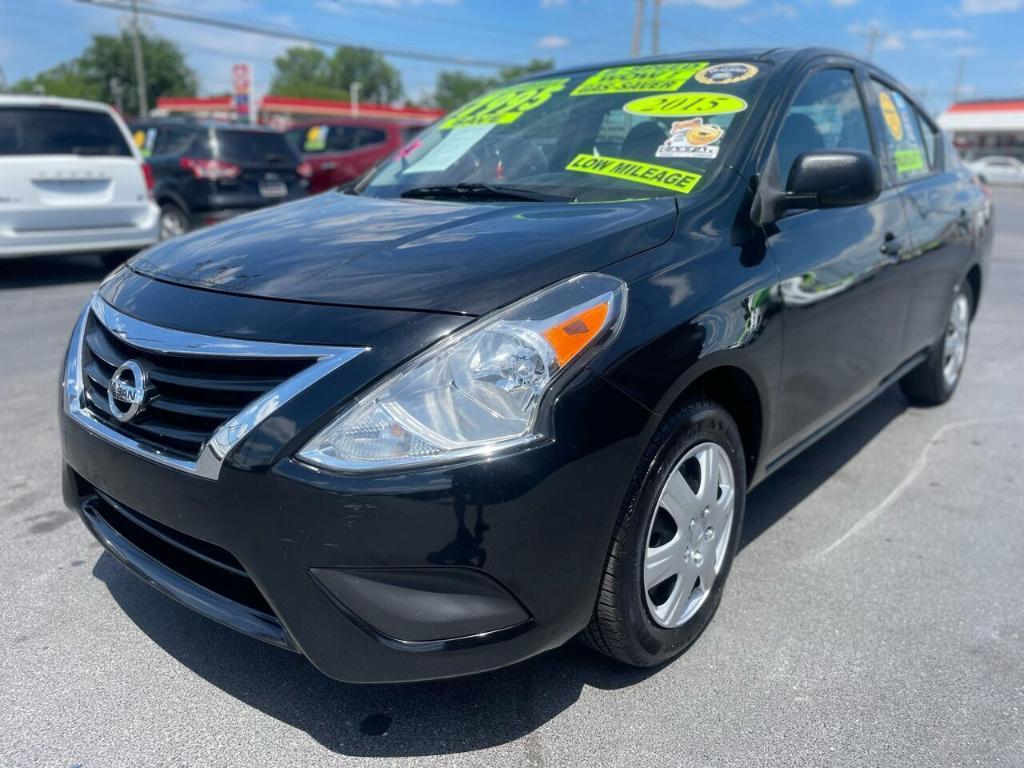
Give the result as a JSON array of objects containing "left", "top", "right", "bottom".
[{"left": 60, "top": 48, "right": 993, "bottom": 683}]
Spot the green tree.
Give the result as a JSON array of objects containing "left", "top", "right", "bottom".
[
  {"left": 429, "top": 58, "right": 556, "bottom": 112},
  {"left": 432, "top": 70, "right": 495, "bottom": 112},
  {"left": 269, "top": 45, "right": 402, "bottom": 103},
  {"left": 269, "top": 47, "right": 332, "bottom": 96},
  {"left": 12, "top": 32, "right": 197, "bottom": 116},
  {"left": 11, "top": 62, "right": 102, "bottom": 101},
  {"left": 497, "top": 58, "right": 555, "bottom": 83}
]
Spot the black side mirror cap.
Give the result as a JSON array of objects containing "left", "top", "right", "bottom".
[{"left": 785, "top": 150, "right": 882, "bottom": 210}]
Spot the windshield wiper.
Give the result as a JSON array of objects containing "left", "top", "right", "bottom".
[{"left": 400, "top": 183, "right": 571, "bottom": 203}]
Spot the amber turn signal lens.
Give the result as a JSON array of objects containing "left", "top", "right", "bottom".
[{"left": 542, "top": 302, "right": 610, "bottom": 366}]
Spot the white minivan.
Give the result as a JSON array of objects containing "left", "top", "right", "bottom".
[{"left": 0, "top": 95, "right": 160, "bottom": 265}]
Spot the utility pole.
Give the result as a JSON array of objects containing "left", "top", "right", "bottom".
[
  {"left": 650, "top": 0, "right": 662, "bottom": 56},
  {"left": 129, "top": 0, "right": 148, "bottom": 116},
  {"left": 631, "top": 0, "right": 646, "bottom": 57},
  {"left": 109, "top": 77, "right": 124, "bottom": 114},
  {"left": 951, "top": 54, "right": 966, "bottom": 103},
  {"left": 863, "top": 22, "right": 881, "bottom": 62},
  {"left": 350, "top": 81, "right": 361, "bottom": 117}
]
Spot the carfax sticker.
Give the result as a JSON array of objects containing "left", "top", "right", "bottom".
[
  {"left": 570, "top": 62, "right": 707, "bottom": 96},
  {"left": 566, "top": 153, "right": 702, "bottom": 194},
  {"left": 623, "top": 92, "right": 747, "bottom": 117},
  {"left": 695, "top": 62, "right": 759, "bottom": 85},
  {"left": 878, "top": 90, "right": 903, "bottom": 141},
  {"left": 441, "top": 78, "right": 570, "bottom": 129},
  {"left": 655, "top": 118, "right": 725, "bottom": 160}
]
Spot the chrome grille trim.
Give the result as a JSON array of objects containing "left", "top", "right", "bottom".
[{"left": 63, "top": 294, "right": 366, "bottom": 480}]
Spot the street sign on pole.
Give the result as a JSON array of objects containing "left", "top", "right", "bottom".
[{"left": 232, "top": 62, "right": 252, "bottom": 123}]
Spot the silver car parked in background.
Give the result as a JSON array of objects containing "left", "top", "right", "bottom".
[
  {"left": 0, "top": 96, "right": 159, "bottom": 266},
  {"left": 967, "top": 155, "right": 1024, "bottom": 186}
]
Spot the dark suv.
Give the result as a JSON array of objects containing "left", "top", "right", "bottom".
[{"left": 131, "top": 119, "right": 309, "bottom": 238}]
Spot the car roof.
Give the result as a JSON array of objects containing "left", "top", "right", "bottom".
[
  {"left": 539, "top": 47, "right": 851, "bottom": 81},
  {"left": 130, "top": 117, "right": 282, "bottom": 133},
  {"left": 286, "top": 118, "right": 417, "bottom": 129},
  {"left": 0, "top": 94, "right": 119, "bottom": 114}
]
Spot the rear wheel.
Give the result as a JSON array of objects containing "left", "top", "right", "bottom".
[
  {"left": 899, "top": 283, "right": 973, "bottom": 405},
  {"left": 159, "top": 203, "right": 190, "bottom": 240},
  {"left": 580, "top": 398, "right": 745, "bottom": 667}
]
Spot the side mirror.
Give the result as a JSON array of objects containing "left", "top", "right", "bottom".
[{"left": 784, "top": 150, "right": 881, "bottom": 210}]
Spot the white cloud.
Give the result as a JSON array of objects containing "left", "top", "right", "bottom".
[
  {"left": 879, "top": 33, "right": 904, "bottom": 50},
  {"left": 954, "top": 45, "right": 984, "bottom": 56},
  {"left": 959, "top": 0, "right": 1022, "bottom": 12},
  {"left": 541, "top": 0, "right": 569, "bottom": 6},
  {"left": 740, "top": 2, "right": 798, "bottom": 22},
  {"left": 829, "top": 0, "right": 861, "bottom": 6},
  {"left": 908, "top": 27, "right": 972, "bottom": 39},
  {"left": 536, "top": 34, "right": 570, "bottom": 49},
  {"left": 665, "top": 0, "right": 751, "bottom": 8}
]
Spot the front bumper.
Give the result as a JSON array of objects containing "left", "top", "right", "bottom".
[{"left": 60, "top": 289, "right": 652, "bottom": 682}]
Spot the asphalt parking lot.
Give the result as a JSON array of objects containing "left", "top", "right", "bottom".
[{"left": 1, "top": 190, "right": 1022, "bottom": 768}]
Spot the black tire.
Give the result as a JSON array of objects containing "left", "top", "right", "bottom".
[
  {"left": 159, "top": 202, "right": 190, "bottom": 240},
  {"left": 580, "top": 398, "right": 746, "bottom": 667},
  {"left": 899, "top": 282, "right": 973, "bottom": 406}
]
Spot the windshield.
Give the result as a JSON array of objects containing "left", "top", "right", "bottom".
[
  {"left": 359, "top": 59, "right": 767, "bottom": 203},
  {"left": 0, "top": 107, "right": 132, "bottom": 157}
]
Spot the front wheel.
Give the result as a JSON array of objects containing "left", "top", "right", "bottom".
[
  {"left": 900, "top": 283, "right": 973, "bottom": 405},
  {"left": 580, "top": 398, "right": 746, "bottom": 667}
]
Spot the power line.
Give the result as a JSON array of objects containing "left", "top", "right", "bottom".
[{"left": 74, "top": 0, "right": 518, "bottom": 68}]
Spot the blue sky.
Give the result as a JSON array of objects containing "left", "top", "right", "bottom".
[{"left": 1, "top": 0, "right": 1022, "bottom": 114}]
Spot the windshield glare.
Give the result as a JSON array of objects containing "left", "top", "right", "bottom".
[{"left": 360, "top": 60, "right": 767, "bottom": 203}]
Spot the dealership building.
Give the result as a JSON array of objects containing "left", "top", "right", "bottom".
[
  {"left": 937, "top": 98, "right": 1024, "bottom": 161},
  {"left": 152, "top": 95, "right": 443, "bottom": 128}
]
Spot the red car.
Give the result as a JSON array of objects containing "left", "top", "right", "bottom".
[{"left": 285, "top": 119, "right": 428, "bottom": 193}]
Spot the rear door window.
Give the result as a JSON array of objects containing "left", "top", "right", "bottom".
[
  {"left": 351, "top": 127, "right": 387, "bottom": 149},
  {"left": 214, "top": 129, "right": 296, "bottom": 164},
  {"left": 0, "top": 107, "right": 132, "bottom": 157},
  {"left": 869, "top": 81, "right": 931, "bottom": 182},
  {"left": 152, "top": 126, "right": 194, "bottom": 156}
]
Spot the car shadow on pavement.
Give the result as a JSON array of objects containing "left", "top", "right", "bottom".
[
  {"left": 92, "top": 385, "right": 908, "bottom": 758},
  {"left": 741, "top": 384, "right": 907, "bottom": 549},
  {"left": 0, "top": 254, "right": 112, "bottom": 290}
]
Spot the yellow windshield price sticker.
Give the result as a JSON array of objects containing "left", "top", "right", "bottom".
[
  {"left": 566, "top": 153, "right": 702, "bottom": 194},
  {"left": 304, "top": 125, "right": 327, "bottom": 151},
  {"left": 441, "top": 78, "right": 570, "bottom": 129},
  {"left": 894, "top": 149, "right": 924, "bottom": 174},
  {"left": 624, "top": 92, "right": 747, "bottom": 117},
  {"left": 571, "top": 62, "right": 708, "bottom": 96},
  {"left": 878, "top": 91, "right": 903, "bottom": 141}
]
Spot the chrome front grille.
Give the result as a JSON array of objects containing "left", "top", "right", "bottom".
[
  {"left": 81, "top": 313, "right": 308, "bottom": 460},
  {"left": 63, "top": 295, "right": 366, "bottom": 479}
]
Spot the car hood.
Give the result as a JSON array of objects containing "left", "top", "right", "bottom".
[{"left": 130, "top": 192, "right": 677, "bottom": 315}]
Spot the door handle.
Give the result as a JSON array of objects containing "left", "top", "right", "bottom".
[
  {"left": 320, "top": 161, "right": 338, "bottom": 170},
  {"left": 879, "top": 231, "right": 903, "bottom": 257}
]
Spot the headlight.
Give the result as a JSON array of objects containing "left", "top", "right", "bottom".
[{"left": 298, "top": 273, "right": 627, "bottom": 472}]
